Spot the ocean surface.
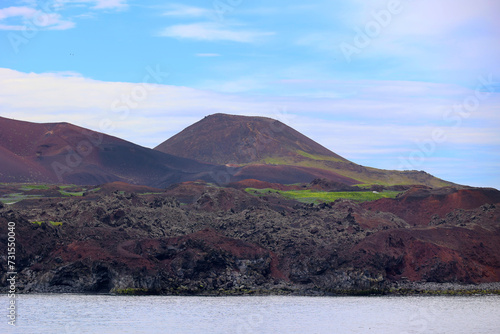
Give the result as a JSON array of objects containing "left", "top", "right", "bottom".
[{"left": 1, "top": 294, "right": 499, "bottom": 334}]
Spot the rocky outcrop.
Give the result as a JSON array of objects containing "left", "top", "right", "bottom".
[
  {"left": 1, "top": 185, "right": 499, "bottom": 295},
  {"left": 362, "top": 186, "right": 500, "bottom": 226}
]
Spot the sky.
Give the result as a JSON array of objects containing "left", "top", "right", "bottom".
[{"left": 0, "top": 0, "right": 499, "bottom": 189}]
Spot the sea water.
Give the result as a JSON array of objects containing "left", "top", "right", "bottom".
[{"left": 1, "top": 294, "right": 499, "bottom": 333}]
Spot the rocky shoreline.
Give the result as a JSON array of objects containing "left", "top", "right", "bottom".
[
  {"left": 3, "top": 282, "right": 500, "bottom": 296},
  {"left": 2, "top": 185, "right": 500, "bottom": 296}
]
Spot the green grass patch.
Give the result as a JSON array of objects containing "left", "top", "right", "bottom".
[
  {"left": 296, "top": 150, "right": 344, "bottom": 162},
  {"left": 0, "top": 193, "right": 44, "bottom": 204},
  {"left": 59, "top": 190, "right": 85, "bottom": 197},
  {"left": 246, "top": 188, "right": 400, "bottom": 204},
  {"left": 58, "top": 185, "right": 75, "bottom": 189},
  {"left": 20, "top": 184, "right": 51, "bottom": 190},
  {"left": 31, "top": 221, "right": 64, "bottom": 226},
  {"left": 262, "top": 156, "right": 291, "bottom": 165}
]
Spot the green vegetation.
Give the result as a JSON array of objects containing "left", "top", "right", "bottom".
[
  {"left": 32, "top": 221, "right": 64, "bottom": 226},
  {"left": 261, "top": 156, "right": 291, "bottom": 165},
  {"left": 242, "top": 151, "right": 453, "bottom": 187},
  {"left": 59, "top": 190, "right": 85, "bottom": 197},
  {"left": 0, "top": 183, "right": 102, "bottom": 204},
  {"left": 20, "top": 184, "right": 51, "bottom": 190},
  {"left": 58, "top": 184, "right": 77, "bottom": 189},
  {"left": 296, "top": 150, "right": 344, "bottom": 162},
  {"left": 0, "top": 192, "right": 44, "bottom": 204},
  {"left": 246, "top": 188, "right": 400, "bottom": 204}
]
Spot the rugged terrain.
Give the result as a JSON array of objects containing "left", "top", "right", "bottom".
[
  {"left": 1, "top": 114, "right": 498, "bottom": 295},
  {"left": 1, "top": 181, "right": 499, "bottom": 295}
]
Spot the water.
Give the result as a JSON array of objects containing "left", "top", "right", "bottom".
[{"left": 1, "top": 294, "right": 499, "bottom": 334}]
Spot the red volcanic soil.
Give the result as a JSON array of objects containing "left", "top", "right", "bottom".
[
  {"left": 2, "top": 184, "right": 500, "bottom": 293},
  {"left": 0, "top": 116, "right": 218, "bottom": 187},
  {"left": 362, "top": 187, "right": 500, "bottom": 226},
  {"left": 351, "top": 222, "right": 500, "bottom": 283},
  {"left": 0, "top": 145, "right": 51, "bottom": 183},
  {"left": 232, "top": 164, "right": 359, "bottom": 185},
  {"left": 53, "top": 228, "right": 282, "bottom": 273},
  {"left": 227, "top": 179, "right": 303, "bottom": 191},
  {"left": 96, "top": 181, "right": 163, "bottom": 194},
  {"left": 155, "top": 113, "right": 348, "bottom": 165},
  {"left": 164, "top": 181, "right": 213, "bottom": 204}
]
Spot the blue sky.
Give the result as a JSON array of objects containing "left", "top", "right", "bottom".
[{"left": 0, "top": 0, "right": 499, "bottom": 188}]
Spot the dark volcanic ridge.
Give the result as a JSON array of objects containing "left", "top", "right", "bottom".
[
  {"left": 1, "top": 182, "right": 499, "bottom": 295},
  {"left": 0, "top": 116, "right": 227, "bottom": 187}
]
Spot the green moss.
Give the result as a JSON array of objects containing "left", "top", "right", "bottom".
[
  {"left": 245, "top": 188, "right": 400, "bottom": 204},
  {"left": 296, "top": 150, "right": 344, "bottom": 162},
  {"left": 20, "top": 184, "right": 51, "bottom": 190},
  {"left": 261, "top": 156, "right": 291, "bottom": 165},
  {"left": 59, "top": 190, "right": 84, "bottom": 197},
  {"left": 31, "top": 221, "right": 63, "bottom": 226},
  {"left": 58, "top": 184, "right": 77, "bottom": 189}
]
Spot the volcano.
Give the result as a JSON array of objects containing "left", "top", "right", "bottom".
[
  {"left": 0, "top": 116, "right": 222, "bottom": 187},
  {"left": 155, "top": 113, "right": 453, "bottom": 187}
]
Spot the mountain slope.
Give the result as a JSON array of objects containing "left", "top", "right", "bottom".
[
  {"left": 155, "top": 113, "right": 347, "bottom": 165},
  {"left": 155, "top": 114, "right": 453, "bottom": 187},
  {"left": 0, "top": 116, "right": 221, "bottom": 187}
]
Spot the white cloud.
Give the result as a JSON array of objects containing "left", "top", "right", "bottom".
[
  {"left": 0, "top": 0, "right": 127, "bottom": 31},
  {"left": 92, "top": 0, "right": 128, "bottom": 10},
  {"left": 0, "top": 6, "right": 74, "bottom": 30},
  {"left": 162, "top": 4, "right": 211, "bottom": 18},
  {"left": 159, "top": 22, "right": 275, "bottom": 43},
  {"left": 68, "top": 0, "right": 128, "bottom": 10}
]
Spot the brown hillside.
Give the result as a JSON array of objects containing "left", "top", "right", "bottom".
[
  {"left": 0, "top": 116, "right": 219, "bottom": 187},
  {"left": 362, "top": 187, "right": 500, "bottom": 226},
  {"left": 155, "top": 113, "right": 347, "bottom": 164},
  {"left": 155, "top": 114, "right": 454, "bottom": 187}
]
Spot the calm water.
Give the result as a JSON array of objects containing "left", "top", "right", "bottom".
[{"left": 1, "top": 294, "right": 499, "bottom": 334}]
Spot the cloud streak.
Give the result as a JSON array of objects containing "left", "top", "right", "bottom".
[
  {"left": 162, "top": 4, "right": 212, "bottom": 18},
  {"left": 0, "top": 6, "right": 74, "bottom": 30},
  {"left": 159, "top": 22, "right": 275, "bottom": 43}
]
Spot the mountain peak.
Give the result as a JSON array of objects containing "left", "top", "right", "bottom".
[
  {"left": 155, "top": 114, "right": 453, "bottom": 187},
  {"left": 155, "top": 113, "right": 347, "bottom": 165}
]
